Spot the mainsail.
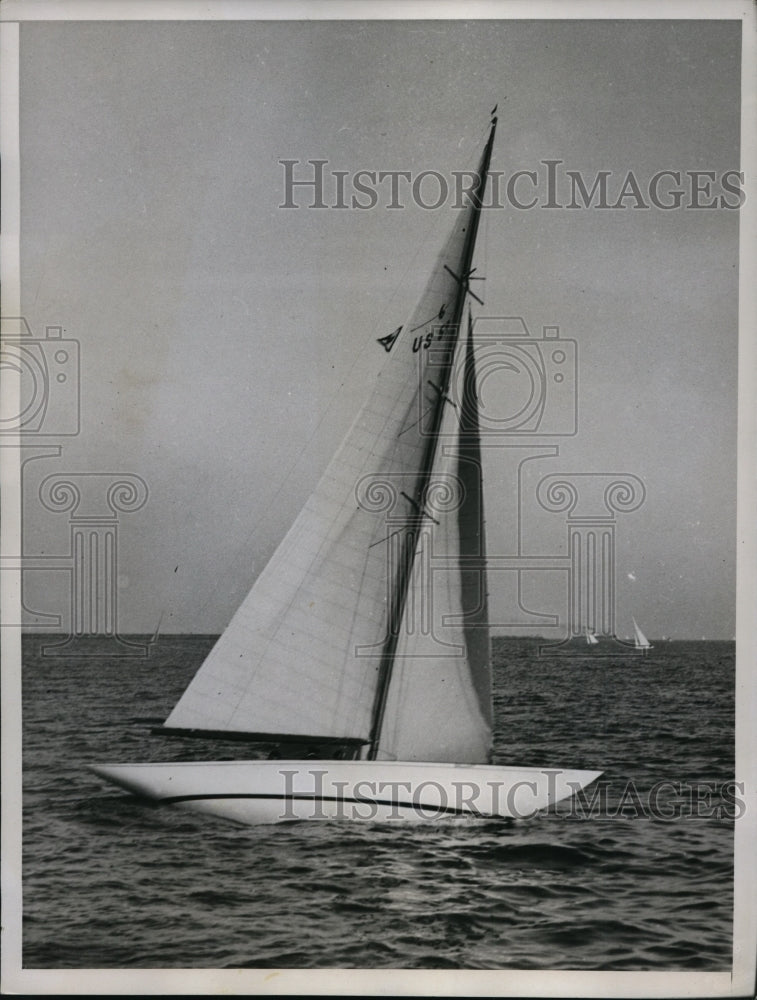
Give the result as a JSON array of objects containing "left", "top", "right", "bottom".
[{"left": 163, "top": 118, "right": 497, "bottom": 763}]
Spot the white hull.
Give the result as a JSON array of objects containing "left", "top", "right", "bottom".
[{"left": 91, "top": 759, "right": 602, "bottom": 826}]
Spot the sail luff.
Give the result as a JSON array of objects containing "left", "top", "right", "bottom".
[{"left": 367, "top": 117, "right": 498, "bottom": 759}]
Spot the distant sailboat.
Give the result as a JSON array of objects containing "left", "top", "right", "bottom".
[
  {"left": 632, "top": 618, "right": 652, "bottom": 652},
  {"left": 91, "top": 113, "right": 602, "bottom": 826}
]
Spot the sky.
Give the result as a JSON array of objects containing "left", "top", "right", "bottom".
[{"left": 14, "top": 15, "right": 742, "bottom": 638}]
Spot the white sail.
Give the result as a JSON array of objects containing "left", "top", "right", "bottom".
[
  {"left": 378, "top": 322, "right": 491, "bottom": 763},
  {"left": 164, "top": 126, "right": 497, "bottom": 759},
  {"left": 632, "top": 618, "right": 651, "bottom": 649}
]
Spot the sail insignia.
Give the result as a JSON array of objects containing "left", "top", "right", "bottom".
[{"left": 377, "top": 326, "right": 402, "bottom": 352}]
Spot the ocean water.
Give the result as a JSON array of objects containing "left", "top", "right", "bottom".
[{"left": 21, "top": 636, "right": 735, "bottom": 970}]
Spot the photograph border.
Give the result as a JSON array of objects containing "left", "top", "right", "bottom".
[{"left": 1, "top": 1, "right": 755, "bottom": 995}]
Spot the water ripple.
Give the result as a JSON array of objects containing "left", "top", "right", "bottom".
[{"left": 21, "top": 636, "right": 735, "bottom": 970}]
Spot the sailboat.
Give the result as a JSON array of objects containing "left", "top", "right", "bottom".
[
  {"left": 632, "top": 618, "right": 652, "bottom": 652},
  {"left": 91, "top": 113, "right": 602, "bottom": 825}
]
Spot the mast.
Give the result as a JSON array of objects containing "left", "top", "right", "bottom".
[{"left": 367, "top": 114, "right": 498, "bottom": 760}]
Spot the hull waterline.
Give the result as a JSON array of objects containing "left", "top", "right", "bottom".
[{"left": 90, "top": 759, "right": 603, "bottom": 826}]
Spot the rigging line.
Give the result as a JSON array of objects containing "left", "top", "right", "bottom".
[
  {"left": 397, "top": 400, "right": 435, "bottom": 437},
  {"left": 409, "top": 303, "right": 448, "bottom": 334},
  {"left": 427, "top": 379, "right": 458, "bottom": 409},
  {"left": 400, "top": 491, "right": 440, "bottom": 525},
  {"left": 397, "top": 374, "right": 459, "bottom": 439},
  {"left": 368, "top": 527, "right": 404, "bottom": 550}
]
